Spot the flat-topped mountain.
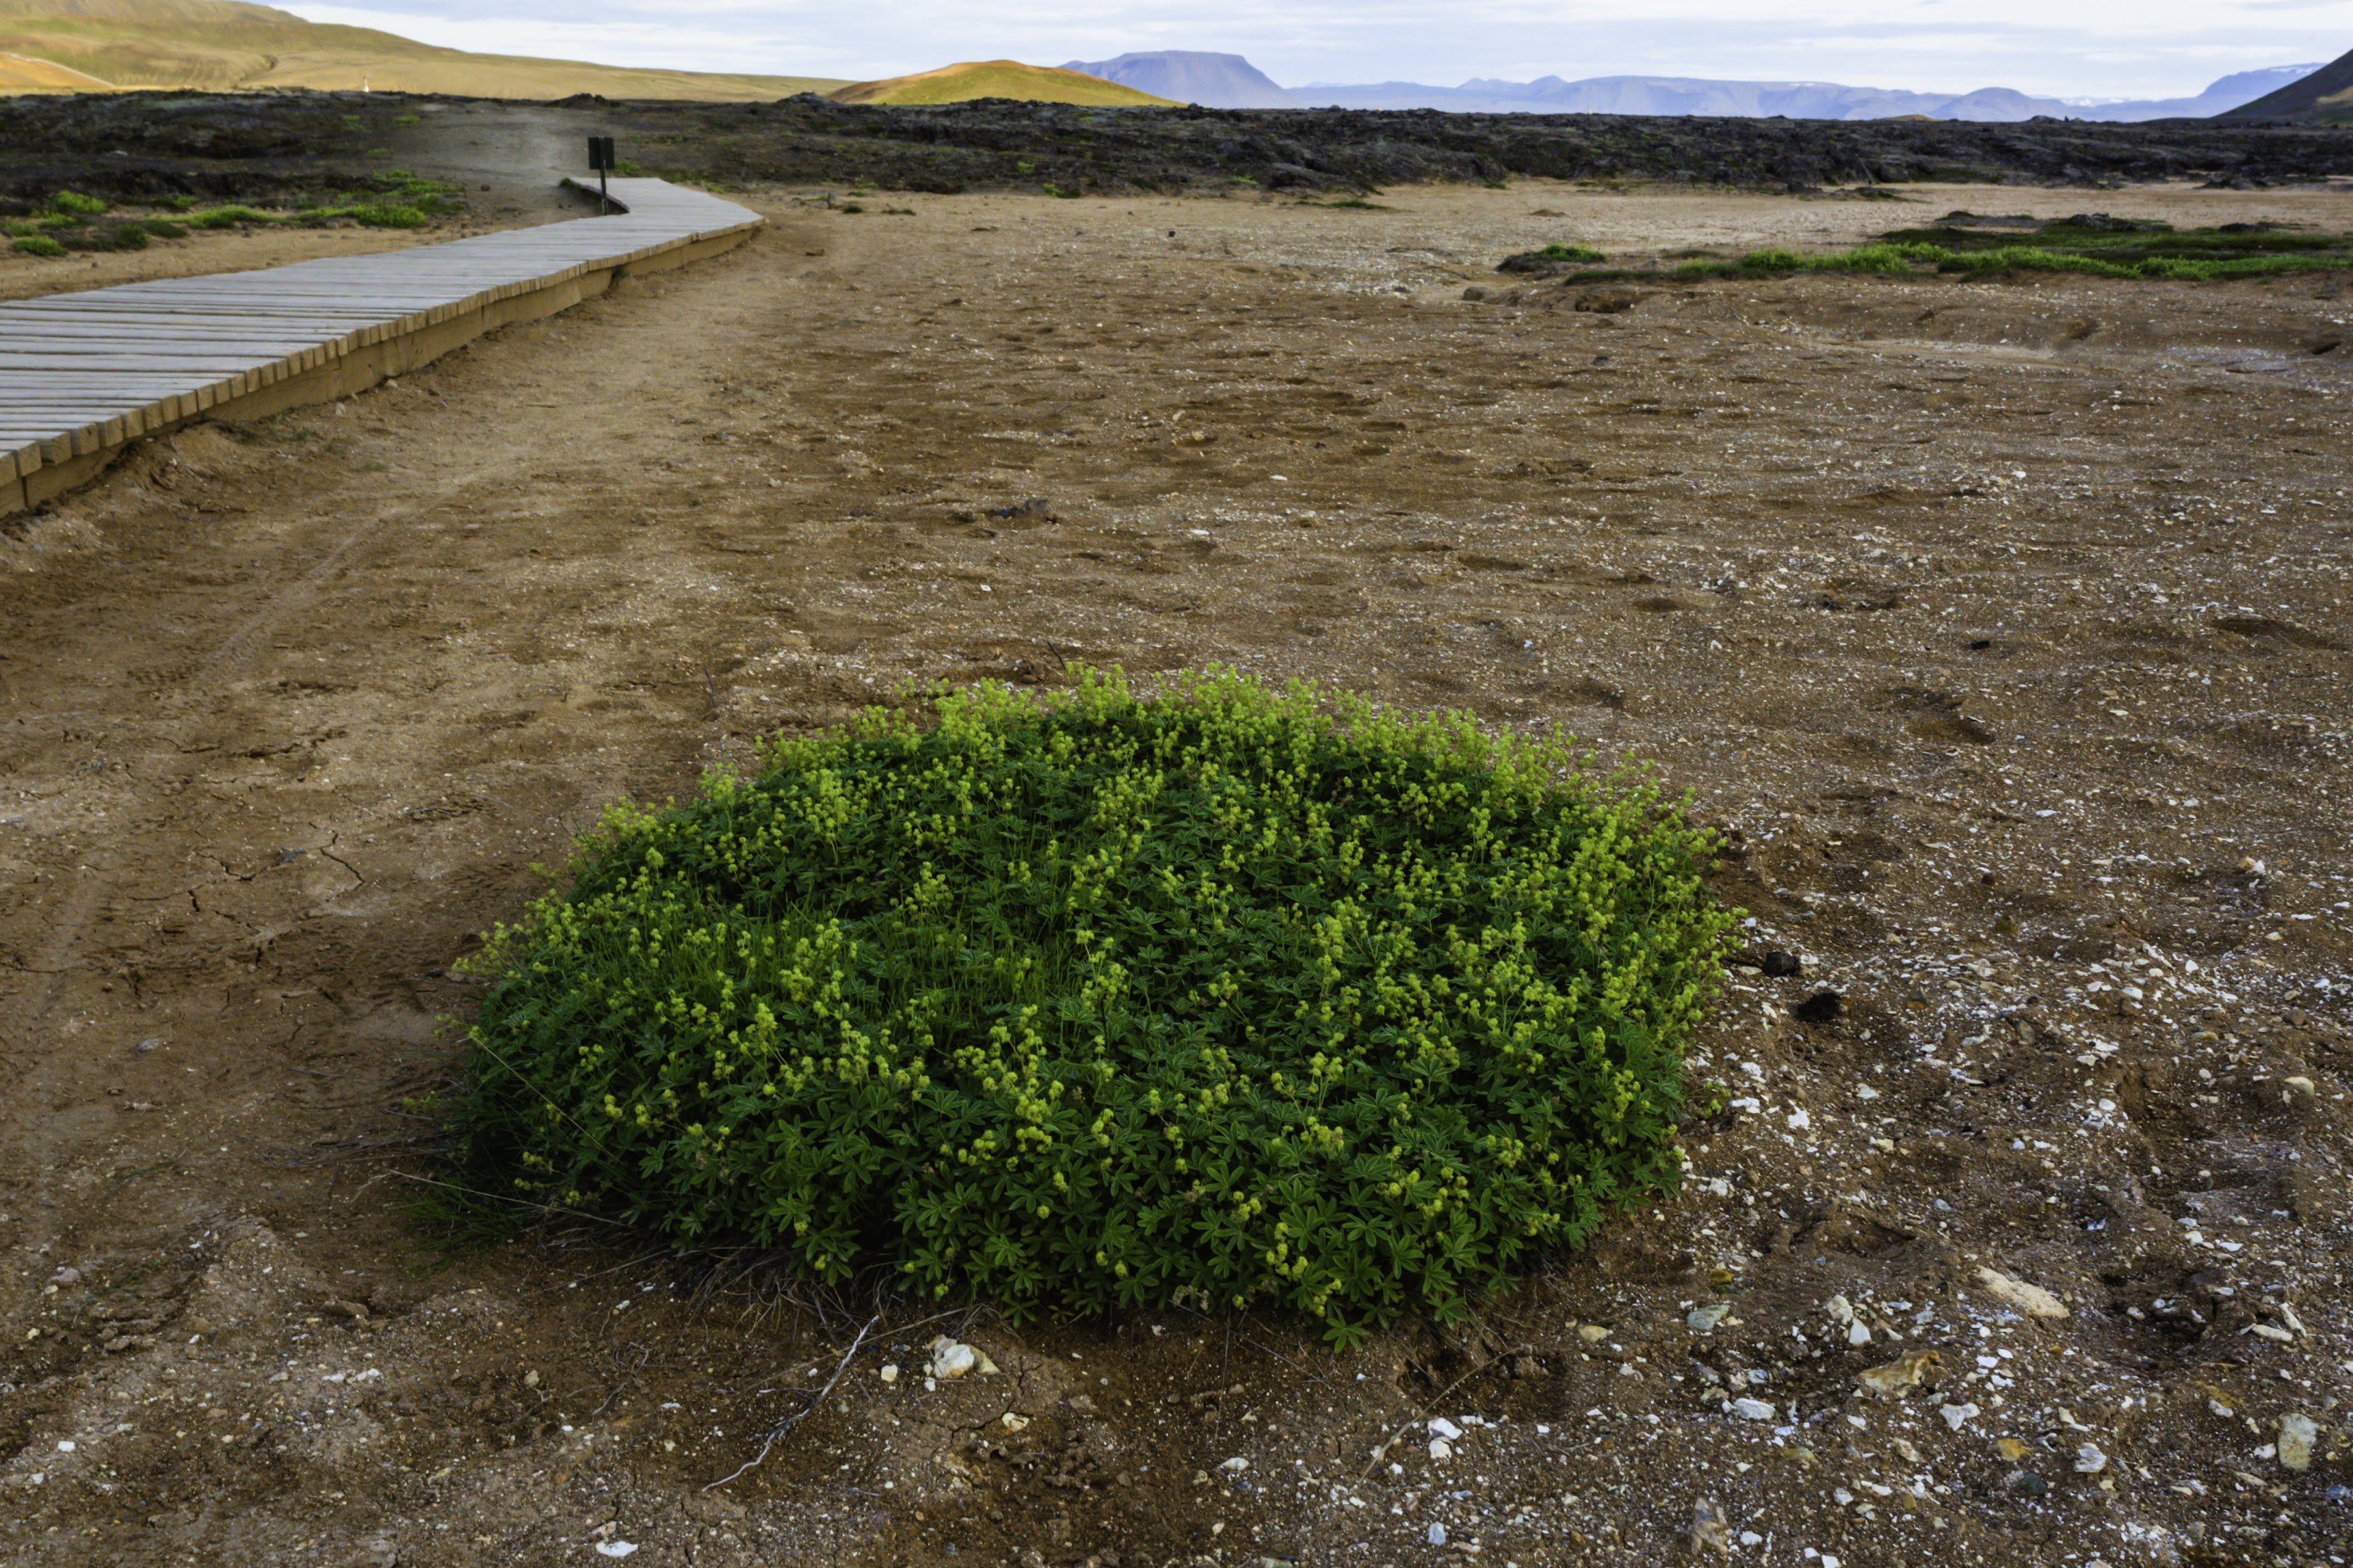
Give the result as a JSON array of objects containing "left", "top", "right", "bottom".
[{"left": 1060, "top": 51, "right": 1297, "bottom": 108}]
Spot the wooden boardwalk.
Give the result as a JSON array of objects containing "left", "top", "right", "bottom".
[{"left": 1, "top": 177, "right": 762, "bottom": 516}]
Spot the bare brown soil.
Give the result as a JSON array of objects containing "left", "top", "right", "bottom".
[{"left": 1, "top": 181, "right": 2350, "bottom": 1568}]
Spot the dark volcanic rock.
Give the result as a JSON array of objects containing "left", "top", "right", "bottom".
[{"left": 4, "top": 89, "right": 2351, "bottom": 206}]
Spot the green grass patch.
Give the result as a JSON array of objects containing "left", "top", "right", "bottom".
[
  {"left": 44, "top": 189, "right": 107, "bottom": 215},
  {"left": 325, "top": 203, "right": 430, "bottom": 229},
  {"left": 447, "top": 670, "right": 1731, "bottom": 1343},
  {"left": 10, "top": 235, "right": 67, "bottom": 258},
  {"left": 185, "top": 205, "right": 281, "bottom": 229},
  {"left": 1541, "top": 215, "right": 2353, "bottom": 289},
  {"left": 1499, "top": 243, "right": 1609, "bottom": 274},
  {"left": 61, "top": 222, "right": 150, "bottom": 253}
]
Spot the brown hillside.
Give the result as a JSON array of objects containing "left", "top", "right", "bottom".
[
  {"left": 0, "top": 0, "right": 847, "bottom": 99},
  {"left": 828, "top": 59, "right": 1177, "bottom": 107}
]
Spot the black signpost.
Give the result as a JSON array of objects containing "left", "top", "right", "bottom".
[{"left": 587, "top": 136, "right": 617, "bottom": 214}]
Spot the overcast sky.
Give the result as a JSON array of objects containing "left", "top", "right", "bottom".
[{"left": 284, "top": 0, "right": 2351, "bottom": 99}]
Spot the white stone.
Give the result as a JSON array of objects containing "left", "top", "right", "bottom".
[
  {"left": 1429, "top": 1439, "right": 1453, "bottom": 1461},
  {"left": 594, "top": 1545, "right": 638, "bottom": 1560},
  {"left": 1941, "top": 1402, "right": 1980, "bottom": 1431},
  {"left": 2276, "top": 1413, "right": 2317, "bottom": 1472},
  {"left": 1428, "top": 1417, "right": 1463, "bottom": 1440},
  {"left": 2074, "top": 1443, "right": 2107, "bottom": 1474},
  {"left": 1848, "top": 1320, "right": 1871, "bottom": 1347},
  {"left": 1428, "top": 1523, "right": 1447, "bottom": 1545},
  {"left": 878, "top": 1364, "right": 899, "bottom": 1385},
  {"left": 1973, "top": 1267, "right": 2068, "bottom": 1319},
  {"left": 1732, "top": 1398, "right": 1776, "bottom": 1421}
]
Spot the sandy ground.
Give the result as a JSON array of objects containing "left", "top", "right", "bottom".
[{"left": 1, "top": 179, "right": 2350, "bottom": 1567}]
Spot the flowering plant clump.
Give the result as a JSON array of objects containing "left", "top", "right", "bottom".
[{"left": 452, "top": 669, "right": 1732, "bottom": 1344}]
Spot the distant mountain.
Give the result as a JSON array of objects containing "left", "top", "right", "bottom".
[
  {"left": 1293, "top": 75, "right": 2077, "bottom": 120},
  {"left": 1291, "top": 64, "right": 2332, "bottom": 122},
  {"left": 2216, "top": 49, "right": 2353, "bottom": 123},
  {"left": 828, "top": 60, "right": 1176, "bottom": 107},
  {"left": 1060, "top": 50, "right": 1296, "bottom": 108},
  {"left": 2079, "top": 64, "right": 2326, "bottom": 120},
  {"left": 0, "top": 0, "right": 845, "bottom": 99}
]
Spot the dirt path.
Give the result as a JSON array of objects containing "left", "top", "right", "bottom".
[{"left": 1, "top": 182, "right": 2348, "bottom": 1567}]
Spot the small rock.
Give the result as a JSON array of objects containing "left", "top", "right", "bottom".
[
  {"left": 1762, "top": 950, "right": 1801, "bottom": 977},
  {"left": 2074, "top": 1442, "right": 2107, "bottom": 1474},
  {"left": 1428, "top": 1417, "right": 1462, "bottom": 1440},
  {"left": 2007, "top": 1470, "right": 2050, "bottom": 1498},
  {"left": 1427, "top": 1523, "right": 1447, "bottom": 1546},
  {"left": 1793, "top": 990, "right": 1845, "bottom": 1025},
  {"left": 879, "top": 1364, "right": 899, "bottom": 1385},
  {"left": 594, "top": 1545, "right": 637, "bottom": 1560},
  {"left": 1690, "top": 1495, "right": 1733, "bottom": 1556},
  {"left": 1941, "top": 1401, "right": 1981, "bottom": 1431},
  {"left": 1824, "top": 1295, "right": 1854, "bottom": 1325},
  {"left": 135, "top": 1037, "right": 162, "bottom": 1053},
  {"left": 1847, "top": 1320, "right": 1871, "bottom": 1347},
  {"left": 1732, "top": 1397, "right": 1776, "bottom": 1421},
  {"left": 1577, "top": 1323, "right": 1610, "bottom": 1342},
  {"left": 1219, "top": 1457, "right": 1248, "bottom": 1472},
  {"left": 1000, "top": 1412, "right": 1030, "bottom": 1432},
  {"left": 1856, "top": 1350, "right": 1940, "bottom": 1398},
  {"left": 1973, "top": 1266, "right": 2068, "bottom": 1319},
  {"left": 929, "top": 1336, "right": 998, "bottom": 1379},
  {"left": 1428, "top": 1438, "right": 1453, "bottom": 1461},
  {"left": 1689, "top": 1303, "right": 1731, "bottom": 1332},
  {"left": 523, "top": 1370, "right": 540, "bottom": 1389},
  {"left": 2276, "top": 1413, "right": 2317, "bottom": 1472}
]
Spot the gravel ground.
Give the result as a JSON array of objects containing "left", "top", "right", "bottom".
[{"left": 0, "top": 179, "right": 2348, "bottom": 1567}]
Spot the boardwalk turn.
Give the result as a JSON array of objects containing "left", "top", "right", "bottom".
[{"left": 1, "top": 177, "right": 763, "bottom": 516}]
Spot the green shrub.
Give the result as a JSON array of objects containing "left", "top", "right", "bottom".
[
  {"left": 63, "top": 222, "right": 150, "bottom": 252},
  {"left": 11, "top": 235, "right": 67, "bottom": 258},
  {"left": 332, "top": 203, "right": 430, "bottom": 228},
  {"left": 1499, "top": 243, "right": 1607, "bottom": 274},
  {"left": 450, "top": 670, "right": 1733, "bottom": 1342},
  {"left": 185, "top": 205, "right": 280, "bottom": 229},
  {"left": 44, "top": 189, "right": 107, "bottom": 215}
]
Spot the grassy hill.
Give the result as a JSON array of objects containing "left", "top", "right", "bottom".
[
  {"left": 0, "top": 0, "right": 847, "bottom": 100},
  {"left": 828, "top": 60, "right": 1177, "bottom": 107},
  {"left": 2216, "top": 47, "right": 2353, "bottom": 123}
]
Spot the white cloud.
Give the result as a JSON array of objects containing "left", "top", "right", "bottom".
[{"left": 280, "top": 1, "right": 2353, "bottom": 98}]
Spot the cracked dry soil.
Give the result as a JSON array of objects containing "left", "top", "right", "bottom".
[{"left": 1, "top": 180, "right": 2350, "bottom": 1567}]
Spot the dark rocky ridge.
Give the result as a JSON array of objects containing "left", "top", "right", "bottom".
[{"left": 3, "top": 88, "right": 2352, "bottom": 206}]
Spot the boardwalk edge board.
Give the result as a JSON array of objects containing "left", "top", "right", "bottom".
[{"left": 2, "top": 178, "right": 763, "bottom": 517}]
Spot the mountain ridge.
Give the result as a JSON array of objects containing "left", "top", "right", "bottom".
[
  {"left": 2216, "top": 46, "right": 2353, "bottom": 123},
  {"left": 1060, "top": 50, "right": 1296, "bottom": 108},
  {"left": 830, "top": 60, "right": 1175, "bottom": 108}
]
